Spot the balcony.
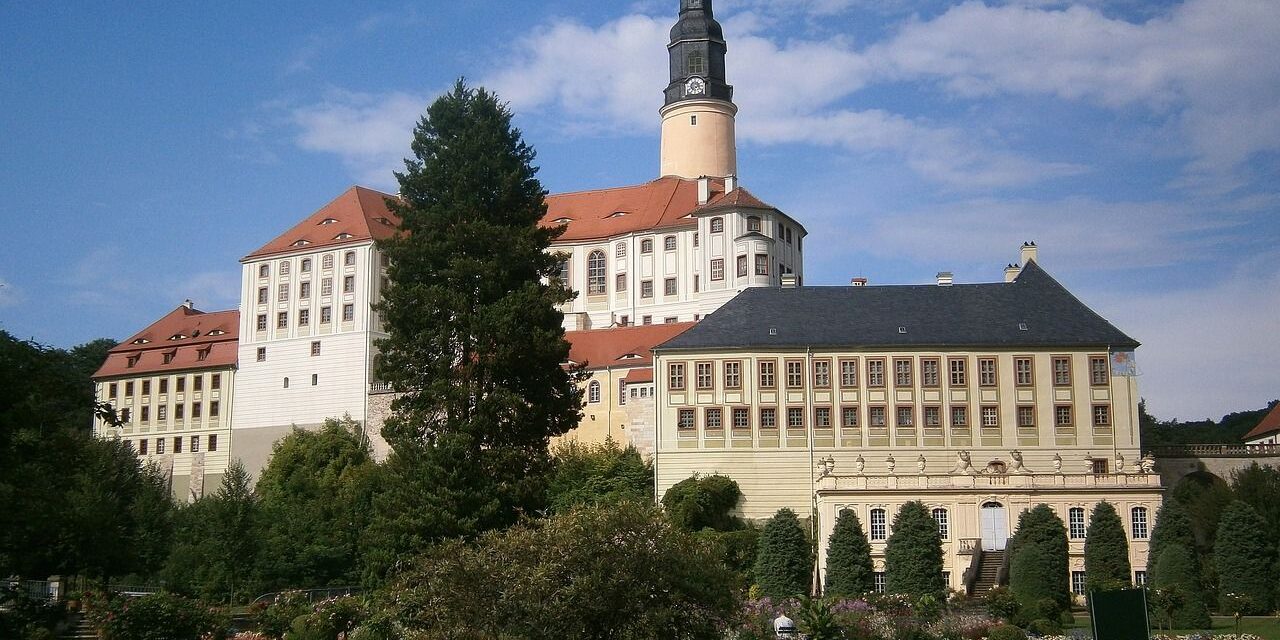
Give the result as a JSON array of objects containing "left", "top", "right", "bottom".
[{"left": 817, "top": 471, "right": 1161, "bottom": 492}]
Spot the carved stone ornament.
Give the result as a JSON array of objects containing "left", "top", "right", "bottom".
[
  {"left": 855, "top": 454, "right": 866, "bottom": 474},
  {"left": 1139, "top": 453, "right": 1156, "bottom": 474},
  {"left": 886, "top": 454, "right": 896, "bottom": 474},
  {"left": 1008, "top": 450, "right": 1031, "bottom": 474},
  {"left": 917, "top": 454, "right": 927, "bottom": 474},
  {"left": 1053, "top": 453, "right": 1063, "bottom": 473},
  {"left": 951, "top": 450, "right": 978, "bottom": 475}
]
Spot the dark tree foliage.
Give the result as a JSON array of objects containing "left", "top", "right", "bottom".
[
  {"left": 254, "top": 418, "right": 377, "bottom": 590},
  {"left": 1008, "top": 504, "right": 1070, "bottom": 613},
  {"left": 754, "top": 508, "right": 812, "bottom": 597},
  {"left": 1213, "top": 500, "right": 1277, "bottom": 614},
  {"left": 1083, "top": 501, "right": 1131, "bottom": 595},
  {"left": 163, "top": 461, "right": 260, "bottom": 603},
  {"left": 1148, "top": 498, "right": 1195, "bottom": 584},
  {"left": 1151, "top": 543, "right": 1211, "bottom": 629},
  {"left": 662, "top": 474, "right": 743, "bottom": 532},
  {"left": 546, "top": 437, "right": 653, "bottom": 513},
  {"left": 824, "top": 508, "right": 874, "bottom": 596},
  {"left": 884, "top": 501, "right": 946, "bottom": 601},
  {"left": 1229, "top": 463, "right": 1280, "bottom": 550},
  {"left": 369, "top": 80, "right": 582, "bottom": 572},
  {"left": 1140, "top": 399, "right": 1276, "bottom": 449}
]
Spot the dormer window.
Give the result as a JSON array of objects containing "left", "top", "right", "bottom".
[
  {"left": 131, "top": 338, "right": 150, "bottom": 345},
  {"left": 126, "top": 355, "right": 140, "bottom": 368},
  {"left": 374, "top": 217, "right": 393, "bottom": 225},
  {"left": 197, "top": 347, "right": 210, "bottom": 362},
  {"left": 319, "top": 218, "right": 338, "bottom": 225},
  {"left": 168, "top": 334, "right": 186, "bottom": 341},
  {"left": 606, "top": 211, "right": 628, "bottom": 218},
  {"left": 619, "top": 353, "right": 642, "bottom": 360},
  {"left": 162, "top": 351, "right": 176, "bottom": 364},
  {"left": 334, "top": 233, "right": 354, "bottom": 240},
  {"left": 207, "top": 329, "right": 225, "bottom": 336},
  {"left": 710, "top": 217, "right": 724, "bottom": 233},
  {"left": 291, "top": 239, "right": 310, "bottom": 247},
  {"left": 552, "top": 217, "right": 572, "bottom": 224}
]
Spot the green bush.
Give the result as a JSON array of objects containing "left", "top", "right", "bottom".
[
  {"left": 1007, "top": 504, "right": 1070, "bottom": 612},
  {"left": 662, "top": 473, "right": 743, "bottom": 532},
  {"left": 546, "top": 438, "right": 653, "bottom": 512},
  {"left": 1083, "top": 502, "right": 1131, "bottom": 597},
  {"left": 825, "top": 508, "right": 874, "bottom": 597},
  {"left": 1025, "top": 618, "right": 1062, "bottom": 636},
  {"left": 90, "top": 592, "right": 226, "bottom": 640},
  {"left": 284, "top": 596, "right": 365, "bottom": 640},
  {"left": 884, "top": 501, "right": 945, "bottom": 601},
  {"left": 1008, "top": 541, "right": 1065, "bottom": 623},
  {"left": 986, "top": 623, "right": 1028, "bottom": 640},
  {"left": 254, "top": 590, "right": 311, "bottom": 639},
  {"left": 697, "top": 526, "right": 760, "bottom": 585},
  {"left": 754, "top": 507, "right": 812, "bottom": 597},
  {"left": 1214, "top": 500, "right": 1277, "bottom": 614},
  {"left": 1151, "top": 543, "right": 1211, "bottom": 628},
  {"left": 984, "top": 586, "right": 1020, "bottom": 621}
]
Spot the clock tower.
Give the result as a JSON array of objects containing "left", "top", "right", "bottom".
[{"left": 659, "top": 0, "right": 738, "bottom": 179}]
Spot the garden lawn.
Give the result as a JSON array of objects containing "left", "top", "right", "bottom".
[{"left": 1070, "top": 614, "right": 1280, "bottom": 640}]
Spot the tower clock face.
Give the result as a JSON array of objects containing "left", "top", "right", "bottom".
[{"left": 685, "top": 76, "right": 706, "bottom": 96}]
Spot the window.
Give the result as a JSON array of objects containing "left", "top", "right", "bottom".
[
  {"left": 1131, "top": 506, "right": 1149, "bottom": 539},
  {"left": 687, "top": 50, "right": 704, "bottom": 75},
  {"left": 664, "top": 278, "right": 677, "bottom": 296},
  {"left": 176, "top": 377, "right": 185, "bottom": 393},
  {"left": 736, "top": 255, "right": 747, "bottom": 277},
  {"left": 138, "top": 438, "right": 147, "bottom": 455},
  {"left": 142, "top": 380, "right": 151, "bottom": 395},
  {"left": 696, "top": 362, "right": 713, "bottom": 390},
  {"left": 867, "top": 359, "right": 885, "bottom": 387},
  {"left": 193, "top": 375, "right": 203, "bottom": 391},
  {"left": 787, "top": 407, "right": 804, "bottom": 431},
  {"left": 344, "top": 251, "right": 356, "bottom": 266},
  {"left": 842, "top": 406, "right": 859, "bottom": 429},
  {"left": 759, "top": 360, "right": 776, "bottom": 388},
  {"left": 870, "top": 406, "right": 886, "bottom": 427},
  {"left": 786, "top": 360, "right": 804, "bottom": 388},
  {"left": 731, "top": 407, "right": 749, "bottom": 432},
  {"left": 924, "top": 406, "right": 941, "bottom": 427},
  {"left": 710, "top": 259, "right": 724, "bottom": 281},
  {"left": 321, "top": 278, "right": 333, "bottom": 296},
  {"left": 1092, "top": 458, "right": 1109, "bottom": 474},
  {"left": 785, "top": 227, "right": 793, "bottom": 244},
  {"left": 1069, "top": 507, "right": 1086, "bottom": 539},
  {"left": 979, "top": 358, "right": 997, "bottom": 386},
  {"left": 140, "top": 406, "right": 150, "bottom": 422},
  {"left": 257, "top": 347, "right": 266, "bottom": 362},
  {"left": 210, "top": 401, "right": 219, "bottom": 417},
  {"left": 125, "top": 381, "right": 135, "bottom": 396},
  {"left": 677, "top": 408, "right": 695, "bottom": 432},
  {"left": 1090, "top": 356, "right": 1109, "bottom": 386},
  {"left": 615, "top": 273, "right": 627, "bottom": 292},
  {"left": 1014, "top": 357, "right": 1034, "bottom": 386},
  {"left": 301, "top": 258, "right": 311, "bottom": 273},
  {"left": 932, "top": 508, "right": 949, "bottom": 539},
  {"left": 873, "top": 572, "right": 887, "bottom": 593},
  {"left": 211, "top": 373, "right": 220, "bottom": 390},
  {"left": 640, "top": 238, "right": 653, "bottom": 254},
  {"left": 283, "top": 377, "right": 289, "bottom": 389},
  {"left": 257, "top": 287, "right": 268, "bottom": 305},
  {"left": 588, "top": 380, "right": 601, "bottom": 403},
  {"left": 279, "top": 261, "right": 290, "bottom": 276},
  {"left": 1072, "top": 571, "right": 1086, "bottom": 596},
  {"left": 760, "top": 407, "right": 777, "bottom": 430},
  {"left": 196, "top": 348, "right": 209, "bottom": 362},
  {"left": 669, "top": 363, "right": 686, "bottom": 390},
  {"left": 1053, "top": 356, "right": 1071, "bottom": 386},
  {"left": 300, "top": 281, "right": 311, "bottom": 299},
  {"left": 813, "top": 360, "right": 830, "bottom": 387},
  {"left": 642, "top": 315, "right": 652, "bottom": 325},
  {"left": 209, "top": 434, "right": 218, "bottom": 451},
  {"left": 322, "top": 254, "right": 334, "bottom": 269},
  {"left": 175, "top": 403, "right": 185, "bottom": 420},
  {"left": 815, "top": 407, "right": 832, "bottom": 428},
  {"left": 724, "top": 361, "right": 741, "bottom": 388},
  {"left": 1055, "top": 405, "right": 1073, "bottom": 428},
  {"left": 191, "top": 436, "right": 200, "bottom": 453},
  {"left": 299, "top": 309, "right": 310, "bottom": 326},
  {"left": 343, "top": 304, "right": 354, "bottom": 322},
  {"left": 664, "top": 235, "right": 676, "bottom": 251},
  {"left": 311, "top": 374, "right": 318, "bottom": 386},
  {"left": 258, "top": 264, "right": 269, "bottom": 278},
  {"left": 277, "top": 312, "right": 288, "bottom": 329},
  {"left": 616, "top": 242, "right": 626, "bottom": 258},
  {"left": 191, "top": 402, "right": 202, "bottom": 418},
  {"left": 1134, "top": 571, "right": 1147, "bottom": 586},
  {"left": 981, "top": 406, "right": 999, "bottom": 428},
  {"left": 897, "top": 406, "right": 914, "bottom": 428},
  {"left": 755, "top": 254, "right": 769, "bottom": 276},
  {"left": 705, "top": 407, "right": 722, "bottom": 430},
  {"left": 690, "top": 114, "right": 697, "bottom": 126},
  {"left": 1093, "top": 405, "right": 1111, "bottom": 427},
  {"left": 619, "top": 380, "right": 627, "bottom": 405},
  {"left": 693, "top": 233, "right": 699, "bottom": 247},
  {"left": 894, "top": 358, "right": 913, "bottom": 387},
  {"left": 108, "top": 382, "right": 118, "bottom": 398},
  {"left": 870, "top": 508, "right": 887, "bottom": 541},
  {"left": 321, "top": 306, "right": 332, "bottom": 324},
  {"left": 840, "top": 359, "right": 858, "bottom": 387},
  {"left": 587, "top": 250, "right": 606, "bottom": 294},
  {"left": 619, "top": 315, "right": 629, "bottom": 326},
  {"left": 278, "top": 283, "right": 288, "bottom": 302},
  {"left": 256, "top": 315, "right": 267, "bottom": 331},
  {"left": 747, "top": 216, "right": 762, "bottom": 232},
  {"left": 710, "top": 217, "right": 724, "bottom": 233},
  {"left": 310, "top": 341, "right": 321, "bottom": 356},
  {"left": 641, "top": 280, "right": 654, "bottom": 299},
  {"left": 1017, "top": 406, "right": 1035, "bottom": 428},
  {"left": 343, "top": 275, "right": 355, "bottom": 293},
  {"left": 156, "top": 438, "right": 165, "bottom": 454},
  {"left": 951, "top": 406, "right": 968, "bottom": 428}
]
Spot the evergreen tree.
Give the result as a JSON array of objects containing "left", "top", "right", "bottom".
[
  {"left": 1148, "top": 498, "right": 1195, "bottom": 583},
  {"left": 824, "top": 508, "right": 873, "bottom": 596},
  {"left": 1151, "top": 543, "right": 1211, "bottom": 629},
  {"left": 1083, "top": 501, "right": 1131, "bottom": 596},
  {"left": 1213, "top": 500, "right": 1276, "bottom": 614},
  {"left": 754, "top": 508, "right": 811, "bottom": 597},
  {"left": 1008, "top": 504, "right": 1070, "bottom": 614},
  {"left": 546, "top": 438, "right": 653, "bottom": 513},
  {"left": 368, "top": 80, "right": 582, "bottom": 573},
  {"left": 884, "top": 501, "right": 945, "bottom": 601},
  {"left": 1229, "top": 463, "right": 1280, "bottom": 550}
]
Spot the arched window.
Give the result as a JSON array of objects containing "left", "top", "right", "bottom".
[
  {"left": 616, "top": 242, "right": 627, "bottom": 258},
  {"left": 869, "top": 508, "right": 887, "bottom": 541},
  {"left": 932, "top": 507, "right": 950, "bottom": 540},
  {"left": 710, "top": 217, "right": 724, "bottom": 233},
  {"left": 687, "top": 50, "right": 705, "bottom": 75},
  {"left": 588, "top": 380, "right": 601, "bottom": 403},
  {"left": 587, "top": 250, "right": 607, "bottom": 295},
  {"left": 747, "top": 216, "right": 762, "bottom": 232},
  {"left": 1131, "top": 506, "right": 1149, "bottom": 539},
  {"left": 641, "top": 238, "right": 654, "bottom": 254}
]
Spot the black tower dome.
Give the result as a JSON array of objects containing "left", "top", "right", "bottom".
[{"left": 664, "top": 0, "right": 734, "bottom": 107}]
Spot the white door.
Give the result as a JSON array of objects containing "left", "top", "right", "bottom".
[{"left": 980, "top": 502, "right": 1009, "bottom": 551}]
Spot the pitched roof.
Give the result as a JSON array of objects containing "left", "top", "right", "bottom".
[
  {"left": 658, "top": 261, "right": 1139, "bottom": 351},
  {"left": 243, "top": 186, "right": 401, "bottom": 261},
  {"left": 1243, "top": 403, "right": 1280, "bottom": 441},
  {"left": 94, "top": 305, "right": 240, "bottom": 379},
  {"left": 566, "top": 322, "right": 697, "bottom": 371},
  {"left": 695, "top": 186, "right": 777, "bottom": 215},
  {"left": 543, "top": 177, "right": 726, "bottom": 242}
]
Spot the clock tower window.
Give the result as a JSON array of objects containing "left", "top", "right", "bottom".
[{"left": 688, "top": 51, "right": 705, "bottom": 75}]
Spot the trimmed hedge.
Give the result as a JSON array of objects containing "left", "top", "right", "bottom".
[
  {"left": 1083, "top": 502, "right": 1131, "bottom": 596},
  {"left": 884, "top": 501, "right": 945, "bottom": 601}
]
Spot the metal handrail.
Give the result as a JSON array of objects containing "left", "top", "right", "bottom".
[{"left": 249, "top": 585, "right": 364, "bottom": 607}]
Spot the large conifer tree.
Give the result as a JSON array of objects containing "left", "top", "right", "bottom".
[
  {"left": 884, "top": 501, "right": 946, "bottom": 601},
  {"left": 1082, "top": 501, "right": 1131, "bottom": 596},
  {"left": 1148, "top": 498, "right": 1195, "bottom": 583},
  {"left": 1008, "top": 504, "right": 1070, "bottom": 614},
  {"left": 367, "top": 81, "right": 582, "bottom": 580},
  {"left": 1214, "top": 500, "right": 1277, "bottom": 614},
  {"left": 824, "top": 508, "right": 874, "bottom": 596},
  {"left": 754, "top": 508, "right": 811, "bottom": 597}
]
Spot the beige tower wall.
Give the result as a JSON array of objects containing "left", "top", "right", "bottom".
[{"left": 660, "top": 100, "right": 738, "bottom": 179}]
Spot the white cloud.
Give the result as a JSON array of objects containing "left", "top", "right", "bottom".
[{"left": 291, "top": 89, "right": 434, "bottom": 189}]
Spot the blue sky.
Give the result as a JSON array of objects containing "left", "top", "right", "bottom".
[{"left": 2, "top": 0, "right": 1277, "bottom": 421}]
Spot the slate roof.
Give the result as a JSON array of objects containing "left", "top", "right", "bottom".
[{"left": 657, "top": 261, "right": 1139, "bottom": 352}]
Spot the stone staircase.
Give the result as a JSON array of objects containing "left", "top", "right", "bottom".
[
  {"left": 970, "top": 550, "right": 1005, "bottom": 595},
  {"left": 60, "top": 613, "right": 96, "bottom": 640}
]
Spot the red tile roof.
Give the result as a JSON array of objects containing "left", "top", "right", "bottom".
[
  {"left": 94, "top": 305, "right": 239, "bottom": 379},
  {"left": 543, "top": 177, "right": 728, "bottom": 242},
  {"left": 695, "top": 185, "right": 776, "bottom": 214},
  {"left": 243, "top": 186, "right": 401, "bottom": 261},
  {"left": 623, "top": 367, "right": 654, "bottom": 383},
  {"left": 1243, "top": 403, "right": 1280, "bottom": 441},
  {"left": 566, "top": 322, "right": 696, "bottom": 371}
]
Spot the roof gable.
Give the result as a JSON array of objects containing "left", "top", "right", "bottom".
[
  {"left": 243, "top": 186, "right": 400, "bottom": 261},
  {"left": 1243, "top": 403, "right": 1280, "bottom": 441}
]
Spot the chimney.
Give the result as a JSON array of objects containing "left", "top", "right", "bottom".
[
  {"left": 851, "top": 277, "right": 868, "bottom": 287},
  {"left": 182, "top": 299, "right": 194, "bottom": 309},
  {"left": 1020, "top": 241, "right": 1038, "bottom": 265},
  {"left": 936, "top": 272, "right": 953, "bottom": 287},
  {"left": 780, "top": 273, "right": 798, "bottom": 289},
  {"left": 697, "top": 176, "right": 711, "bottom": 204},
  {"left": 1004, "top": 263, "right": 1021, "bottom": 283},
  {"left": 724, "top": 174, "right": 737, "bottom": 193}
]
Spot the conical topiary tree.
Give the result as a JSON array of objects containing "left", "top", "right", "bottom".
[
  {"left": 1148, "top": 498, "right": 1195, "bottom": 583},
  {"left": 1083, "top": 501, "right": 1131, "bottom": 596},
  {"left": 1151, "top": 543, "right": 1211, "bottom": 629},
  {"left": 1008, "top": 504, "right": 1070, "bottom": 616},
  {"left": 1214, "top": 500, "right": 1277, "bottom": 614},
  {"left": 884, "top": 501, "right": 945, "bottom": 601},
  {"left": 824, "top": 508, "right": 874, "bottom": 596},
  {"left": 755, "top": 507, "right": 811, "bottom": 597}
]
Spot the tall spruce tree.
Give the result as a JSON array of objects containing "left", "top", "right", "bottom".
[
  {"left": 754, "top": 508, "right": 811, "bottom": 597},
  {"left": 1008, "top": 504, "right": 1070, "bottom": 614},
  {"left": 1151, "top": 543, "right": 1211, "bottom": 629},
  {"left": 1083, "top": 501, "right": 1131, "bottom": 596},
  {"left": 884, "top": 501, "right": 946, "bottom": 601},
  {"left": 1213, "top": 500, "right": 1276, "bottom": 614},
  {"left": 368, "top": 81, "right": 581, "bottom": 577},
  {"left": 1148, "top": 498, "right": 1195, "bottom": 583},
  {"left": 824, "top": 508, "right": 874, "bottom": 596}
]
